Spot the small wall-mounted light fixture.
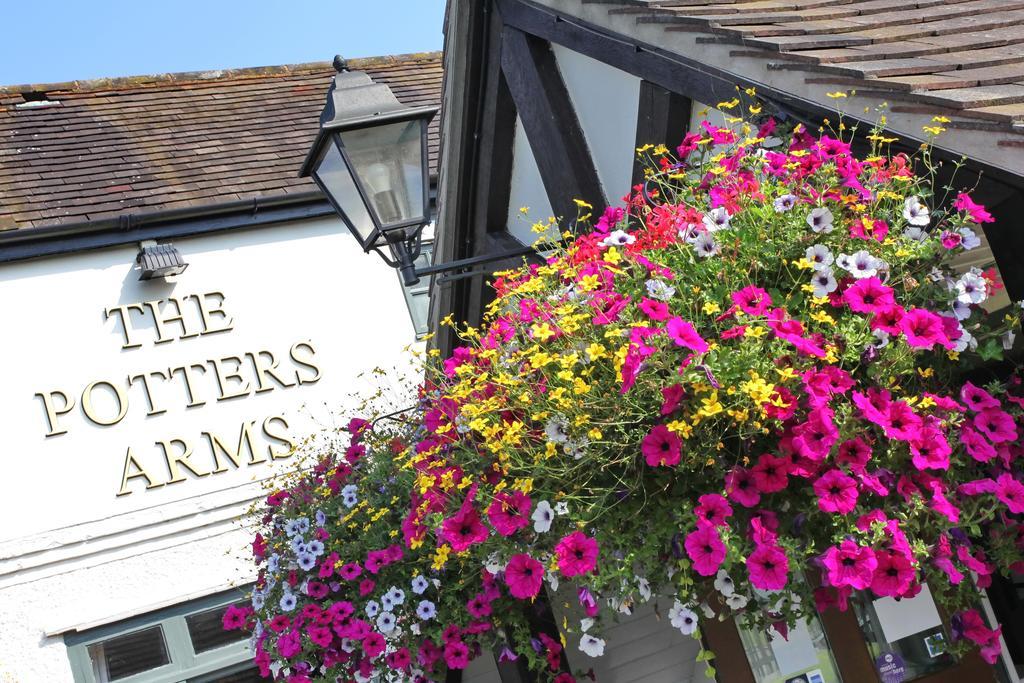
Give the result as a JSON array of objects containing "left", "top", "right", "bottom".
[{"left": 136, "top": 241, "right": 188, "bottom": 280}]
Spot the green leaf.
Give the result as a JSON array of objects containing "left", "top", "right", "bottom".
[{"left": 978, "top": 339, "right": 1004, "bottom": 362}]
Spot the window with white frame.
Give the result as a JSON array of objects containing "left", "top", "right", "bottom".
[{"left": 65, "top": 588, "right": 256, "bottom": 683}]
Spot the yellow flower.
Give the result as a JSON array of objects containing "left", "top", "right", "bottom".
[
  {"left": 793, "top": 257, "right": 815, "bottom": 270},
  {"left": 574, "top": 198, "right": 593, "bottom": 210},
  {"left": 667, "top": 419, "right": 693, "bottom": 438},
  {"left": 588, "top": 427, "right": 603, "bottom": 440},
  {"left": 432, "top": 544, "right": 451, "bottom": 570},
  {"left": 579, "top": 274, "right": 601, "bottom": 291},
  {"left": 810, "top": 310, "right": 835, "bottom": 325},
  {"left": 585, "top": 342, "right": 607, "bottom": 361},
  {"left": 718, "top": 98, "right": 740, "bottom": 109},
  {"left": 826, "top": 91, "right": 848, "bottom": 99},
  {"left": 531, "top": 322, "right": 556, "bottom": 342},
  {"left": 703, "top": 301, "right": 721, "bottom": 315},
  {"left": 745, "top": 326, "right": 767, "bottom": 339},
  {"left": 604, "top": 247, "right": 622, "bottom": 265}
]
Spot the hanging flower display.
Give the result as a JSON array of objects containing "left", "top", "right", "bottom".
[{"left": 226, "top": 102, "right": 1023, "bottom": 681}]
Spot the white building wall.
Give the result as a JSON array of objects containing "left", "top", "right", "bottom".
[
  {"left": 0, "top": 216, "right": 421, "bottom": 681},
  {"left": 507, "top": 115, "right": 556, "bottom": 245}
]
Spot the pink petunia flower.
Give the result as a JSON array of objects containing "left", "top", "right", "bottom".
[
  {"left": 466, "top": 593, "right": 493, "bottom": 619},
  {"left": 880, "top": 401, "right": 923, "bottom": 442},
  {"left": 695, "top": 493, "right": 733, "bottom": 527},
  {"left": 666, "top": 317, "right": 709, "bottom": 353},
  {"left": 639, "top": 297, "right": 671, "bottom": 321},
  {"left": 910, "top": 425, "right": 952, "bottom": 471},
  {"left": 996, "top": 473, "right": 1024, "bottom": 514},
  {"left": 960, "top": 381, "right": 1000, "bottom": 411},
  {"left": 684, "top": 523, "right": 727, "bottom": 576},
  {"left": 899, "top": 308, "right": 950, "bottom": 349},
  {"left": 747, "top": 544, "right": 789, "bottom": 590},
  {"left": 973, "top": 408, "right": 1018, "bottom": 443},
  {"left": 363, "top": 632, "right": 386, "bottom": 659},
  {"left": 870, "top": 305, "right": 906, "bottom": 335},
  {"left": 814, "top": 469, "right": 859, "bottom": 514},
  {"left": 792, "top": 408, "right": 839, "bottom": 461},
  {"left": 836, "top": 437, "right": 872, "bottom": 472},
  {"left": 504, "top": 553, "right": 544, "bottom": 599},
  {"left": 642, "top": 424, "right": 682, "bottom": 467},
  {"left": 843, "top": 277, "right": 895, "bottom": 314},
  {"left": 822, "top": 539, "right": 877, "bottom": 590},
  {"left": 725, "top": 466, "right": 761, "bottom": 508},
  {"left": 444, "top": 640, "right": 471, "bottom": 669},
  {"left": 487, "top": 490, "right": 532, "bottom": 537},
  {"left": 731, "top": 285, "right": 773, "bottom": 316},
  {"left": 660, "top": 383, "right": 685, "bottom": 415},
  {"left": 752, "top": 453, "right": 790, "bottom": 493},
  {"left": 441, "top": 505, "right": 490, "bottom": 552},
  {"left": 555, "top": 531, "right": 600, "bottom": 577},
  {"left": 961, "top": 425, "right": 997, "bottom": 462},
  {"left": 953, "top": 192, "right": 994, "bottom": 223},
  {"left": 870, "top": 550, "right": 915, "bottom": 597}
]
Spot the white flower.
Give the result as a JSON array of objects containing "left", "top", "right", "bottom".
[
  {"left": 714, "top": 569, "right": 735, "bottom": 597},
  {"left": 960, "top": 226, "right": 981, "bottom": 250},
  {"left": 341, "top": 484, "right": 358, "bottom": 508},
  {"left": 580, "top": 617, "right": 595, "bottom": 632},
  {"left": 637, "top": 577, "right": 652, "bottom": 602},
  {"left": 376, "top": 612, "right": 397, "bottom": 634},
  {"left": 694, "top": 232, "right": 719, "bottom": 258},
  {"left": 545, "top": 570, "right": 560, "bottom": 592},
  {"left": 579, "top": 634, "right": 606, "bottom": 657},
  {"left": 677, "top": 221, "right": 700, "bottom": 242},
  {"left": 645, "top": 279, "right": 676, "bottom": 301},
  {"left": 700, "top": 602, "right": 716, "bottom": 619},
  {"left": 600, "top": 229, "right": 635, "bottom": 247},
  {"left": 805, "top": 244, "right": 833, "bottom": 270},
  {"left": 773, "top": 194, "right": 797, "bottom": 213},
  {"left": 485, "top": 552, "right": 507, "bottom": 575},
  {"left": 839, "top": 250, "right": 883, "bottom": 279},
  {"left": 703, "top": 207, "right": 731, "bottom": 231},
  {"left": 952, "top": 327, "right": 978, "bottom": 353},
  {"left": 381, "top": 594, "right": 395, "bottom": 611},
  {"left": 726, "top": 593, "right": 749, "bottom": 610},
  {"left": 810, "top": 267, "right": 838, "bottom": 298},
  {"left": 870, "top": 329, "right": 890, "bottom": 349},
  {"left": 1004, "top": 330, "right": 1016, "bottom": 351},
  {"left": 411, "top": 575, "right": 429, "bottom": 595},
  {"left": 952, "top": 299, "right": 972, "bottom": 321},
  {"left": 365, "top": 600, "right": 380, "bottom": 618},
  {"left": 806, "top": 207, "right": 834, "bottom": 233},
  {"left": 554, "top": 501, "right": 569, "bottom": 516},
  {"left": 416, "top": 600, "right": 436, "bottom": 620},
  {"left": 532, "top": 501, "right": 554, "bottom": 533},
  {"left": 903, "top": 226, "right": 927, "bottom": 242},
  {"left": 669, "top": 601, "right": 699, "bottom": 635},
  {"left": 386, "top": 587, "right": 405, "bottom": 607},
  {"left": 903, "top": 196, "right": 930, "bottom": 226},
  {"left": 956, "top": 272, "right": 987, "bottom": 305},
  {"left": 544, "top": 415, "right": 570, "bottom": 444}
]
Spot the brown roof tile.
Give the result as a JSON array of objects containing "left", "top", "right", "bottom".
[{"left": 0, "top": 52, "right": 442, "bottom": 230}]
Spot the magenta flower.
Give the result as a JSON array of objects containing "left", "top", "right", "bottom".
[
  {"left": 639, "top": 297, "right": 671, "bottom": 321},
  {"left": 899, "top": 308, "right": 948, "bottom": 349},
  {"left": 466, "top": 593, "right": 493, "bottom": 618},
  {"left": 660, "top": 383, "right": 685, "bottom": 415},
  {"left": 961, "top": 425, "right": 997, "bottom": 462},
  {"left": 222, "top": 604, "right": 250, "bottom": 631},
  {"left": 747, "top": 544, "right": 789, "bottom": 590},
  {"left": 555, "top": 531, "right": 600, "bottom": 577},
  {"left": 487, "top": 490, "right": 532, "bottom": 537},
  {"left": 836, "top": 438, "right": 871, "bottom": 472},
  {"left": 308, "top": 625, "right": 333, "bottom": 647},
  {"left": 751, "top": 453, "right": 790, "bottom": 493},
  {"left": 843, "top": 277, "right": 895, "bottom": 314},
  {"left": 953, "top": 192, "right": 994, "bottom": 223},
  {"left": 813, "top": 469, "right": 859, "bottom": 514},
  {"left": 961, "top": 381, "right": 1000, "bottom": 411},
  {"left": 731, "top": 285, "right": 773, "bottom": 316},
  {"left": 684, "top": 523, "right": 727, "bottom": 576},
  {"left": 870, "top": 550, "right": 914, "bottom": 597},
  {"left": 444, "top": 640, "right": 470, "bottom": 669},
  {"left": 870, "top": 305, "right": 906, "bottom": 335},
  {"left": 642, "top": 424, "right": 681, "bottom": 467},
  {"left": 695, "top": 493, "right": 733, "bottom": 527},
  {"left": 725, "top": 466, "right": 761, "bottom": 508},
  {"left": 880, "top": 401, "right": 923, "bottom": 442},
  {"left": 996, "top": 473, "right": 1024, "bottom": 514},
  {"left": 973, "top": 408, "right": 1018, "bottom": 443},
  {"left": 909, "top": 426, "right": 952, "bottom": 471},
  {"left": 666, "top": 317, "right": 709, "bottom": 353},
  {"left": 441, "top": 505, "right": 489, "bottom": 552},
  {"left": 504, "top": 553, "right": 544, "bottom": 599},
  {"left": 363, "top": 632, "right": 386, "bottom": 659},
  {"left": 792, "top": 408, "right": 839, "bottom": 460},
  {"left": 822, "top": 540, "right": 877, "bottom": 590}
]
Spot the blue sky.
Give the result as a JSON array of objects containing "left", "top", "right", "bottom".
[{"left": 0, "top": 0, "right": 446, "bottom": 86}]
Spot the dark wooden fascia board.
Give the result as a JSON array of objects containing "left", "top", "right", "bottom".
[
  {"left": 499, "top": 24, "right": 607, "bottom": 221},
  {"left": 632, "top": 80, "right": 693, "bottom": 188}
]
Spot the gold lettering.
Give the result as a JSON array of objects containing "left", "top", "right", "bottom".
[
  {"left": 157, "top": 437, "right": 210, "bottom": 484},
  {"left": 35, "top": 389, "right": 75, "bottom": 437},
  {"left": 128, "top": 369, "right": 170, "bottom": 417},
  {"left": 290, "top": 341, "right": 322, "bottom": 385},
  {"left": 117, "top": 447, "right": 164, "bottom": 496},
  {"left": 81, "top": 380, "right": 129, "bottom": 426},
  {"left": 104, "top": 303, "right": 146, "bottom": 350},
  {"left": 169, "top": 363, "right": 208, "bottom": 408},
  {"left": 208, "top": 356, "right": 251, "bottom": 401},
  {"left": 192, "top": 291, "right": 234, "bottom": 335},
  {"left": 145, "top": 297, "right": 199, "bottom": 344},
  {"left": 246, "top": 350, "right": 296, "bottom": 393},
  {"left": 204, "top": 421, "right": 263, "bottom": 472},
  {"left": 262, "top": 415, "right": 295, "bottom": 460}
]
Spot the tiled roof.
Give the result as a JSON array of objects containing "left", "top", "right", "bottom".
[
  {"left": 0, "top": 52, "right": 442, "bottom": 231},
  {"left": 606, "top": 0, "right": 1024, "bottom": 127}
]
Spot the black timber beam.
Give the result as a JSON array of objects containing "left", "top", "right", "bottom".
[
  {"left": 499, "top": 24, "right": 607, "bottom": 221},
  {"left": 632, "top": 80, "right": 692, "bottom": 188}
]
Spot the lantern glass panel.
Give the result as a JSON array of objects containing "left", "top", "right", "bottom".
[
  {"left": 339, "top": 119, "right": 425, "bottom": 229},
  {"left": 313, "top": 137, "right": 376, "bottom": 247}
]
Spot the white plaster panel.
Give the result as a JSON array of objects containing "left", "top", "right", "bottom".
[
  {"left": 507, "top": 115, "right": 557, "bottom": 244},
  {"left": 551, "top": 44, "right": 641, "bottom": 204}
]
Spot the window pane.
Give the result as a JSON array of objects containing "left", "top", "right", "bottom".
[
  {"left": 340, "top": 120, "right": 425, "bottom": 227},
  {"left": 185, "top": 602, "right": 249, "bottom": 654},
  {"left": 738, "top": 614, "right": 842, "bottom": 683},
  {"left": 90, "top": 625, "right": 170, "bottom": 680},
  {"left": 190, "top": 666, "right": 264, "bottom": 683}
]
